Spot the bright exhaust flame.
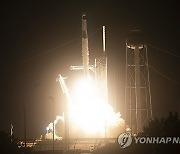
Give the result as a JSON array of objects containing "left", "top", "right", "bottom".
[
  {"left": 69, "top": 77, "right": 124, "bottom": 136},
  {"left": 46, "top": 75, "right": 124, "bottom": 139}
]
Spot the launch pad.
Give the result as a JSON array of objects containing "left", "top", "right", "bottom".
[
  {"left": 19, "top": 14, "right": 152, "bottom": 154},
  {"left": 33, "top": 138, "right": 116, "bottom": 152},
  {"left": 45, "top": 13, "right": 124, "bottom": 145}
]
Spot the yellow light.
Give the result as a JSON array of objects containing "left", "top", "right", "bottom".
[{"left": 68, "top": 77, "right": 124, "bottom": 136}]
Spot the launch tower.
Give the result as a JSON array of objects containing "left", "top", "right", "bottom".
[{"left": 125, "top": 29, "right": 152, "bottom": 133}]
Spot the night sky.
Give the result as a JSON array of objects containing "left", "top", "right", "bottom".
[{"left": 0, "top": 0, "right": 179, "bottom": 138}]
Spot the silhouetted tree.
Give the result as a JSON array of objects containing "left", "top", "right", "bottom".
[
  {"left": 140, "top": 112, "right": 180, "bottom": 153},
  {"left": 94, "top": 112, "right": 180, "bottom": 154}
]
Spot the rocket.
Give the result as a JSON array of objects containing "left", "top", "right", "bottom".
[{"left": 82, "top": 13, "right": 89, "bottom": 78}]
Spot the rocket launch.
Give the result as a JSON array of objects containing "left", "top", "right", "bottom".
[{"left": 46, "top": 13, "right": 124, "bottom": 140}]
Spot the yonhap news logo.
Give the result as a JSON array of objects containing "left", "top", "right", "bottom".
[
  {"left": 118, "top": 132, "right": 180, "bottom": 149},
  {"left": 117, "top": 132, "right": 132, "bottom": 148}
]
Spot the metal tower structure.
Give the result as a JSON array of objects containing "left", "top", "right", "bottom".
[{"left": 125, "top": 29, "right": 152, "bottom": 133}]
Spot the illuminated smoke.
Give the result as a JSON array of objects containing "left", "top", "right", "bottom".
[
  {"left": 68, "top": 77, "right": 125, "bottom": 137},
  {"left": 45, "top": 75, "right": 125, "bottom": 139},
  {"left": 45, "top": 115, "right": 64, "bottom": 140}
]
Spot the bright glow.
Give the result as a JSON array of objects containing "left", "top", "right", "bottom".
[
  {"left": 46, "top": 75, "right": 124, "bottom": 138},
  {"left": 126, "top": 128, "right": 131, "bottom": 132},
  {"left": 68, "top": 77, "right": 124, "bottom": 136}
]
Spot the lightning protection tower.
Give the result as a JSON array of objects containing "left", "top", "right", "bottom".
[
  {"left": 95, "top": 26, "right": 108, "bottom": 101},
  {"left": 125, "top": 29, "right": 152, "bottom": 133}
]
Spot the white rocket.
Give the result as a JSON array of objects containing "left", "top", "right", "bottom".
[{"left": 82, "top": 13, "right": 89, "bottom": 78}]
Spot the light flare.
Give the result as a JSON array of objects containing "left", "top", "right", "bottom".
[
  {"left": 68, "top": 77, "right": 124, "bottom": 135},
  {"left": 46, "top": 75, "right": 125, "bottom": 138}
]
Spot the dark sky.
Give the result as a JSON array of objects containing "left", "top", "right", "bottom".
[{"left": 0, "top": 0, "right": 179, "bottom": 138}]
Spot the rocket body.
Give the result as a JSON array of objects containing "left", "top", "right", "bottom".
[{"left": 82, "top": 13, "right": 89, "bottom": 78}]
